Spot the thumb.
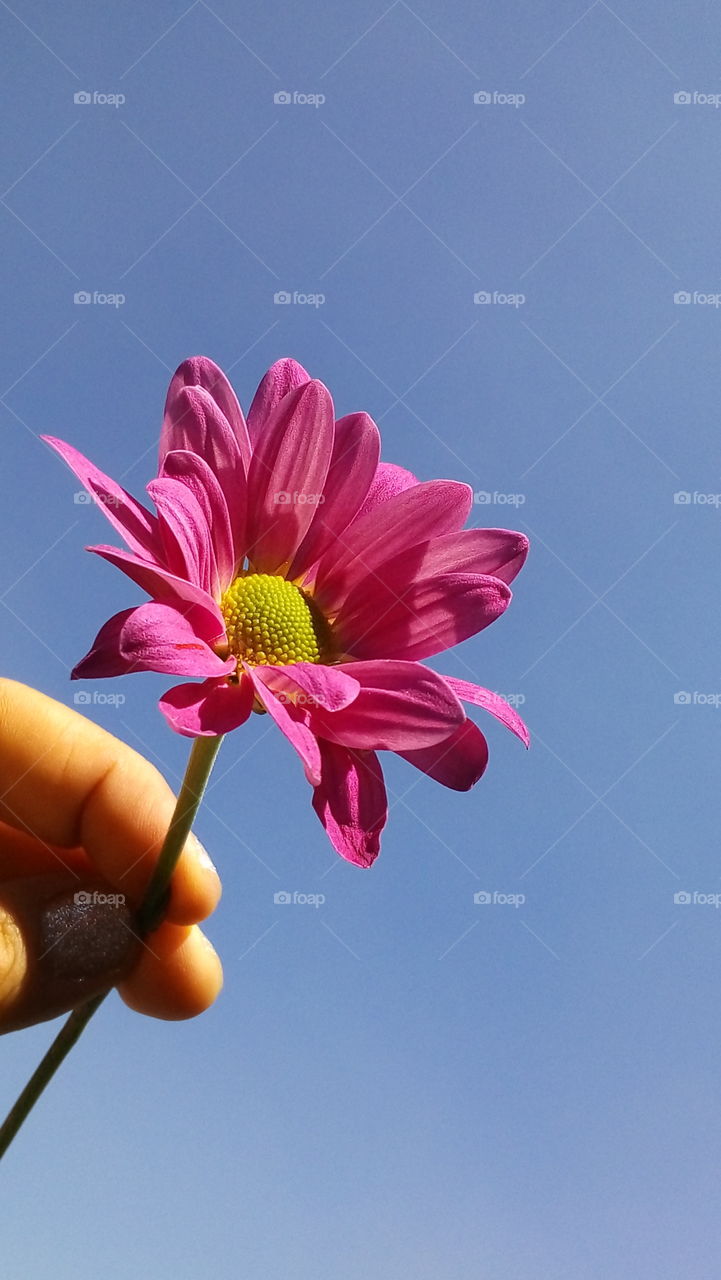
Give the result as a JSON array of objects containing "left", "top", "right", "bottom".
[{"left": 0, "top": 873, "right": 141, "bottom": 1033}]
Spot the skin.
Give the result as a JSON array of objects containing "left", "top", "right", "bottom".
[{"left": 0, "top": 678, "right": 223, "bottom": 1033}]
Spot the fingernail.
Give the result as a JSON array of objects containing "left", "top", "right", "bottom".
[
  {"left": 40, "top": 889, "right": 139, "bottom": 981},
  {"left": 187, "top": 832, "right": 218, "bottom": 877}
]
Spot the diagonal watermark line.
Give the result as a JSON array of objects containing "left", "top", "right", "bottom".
[
  {"left": 0, "top": 201, "right": 80, "bottom": 278},
  {"left": 320, "top": 318, "right": 478, "bottom": 479},
  {"left": 320, "top": 0, "right": 399, "bottom": 78},
  {"left": 520, "top": 723, "right": 680, "bottom": 878},
  {"left": 599, "top": 1, "right": 679, "bottom": 78},
  {"left": 117, "top": 720, "right": 282, "bottom": 881},
  {"left": 519, "top": 522, "right": 682, "bottom": 681},
  {"left": 637, "top": 919, "right": 679, "bottom": 960},
  {"left": 320, "top": 119, "right": 481, "bottom": 281},
  {"left": 519, "top": 523, "right": 680, "bottom": 680},
  {"left": 320, "top": 921, "right": 365, "bottom": 964},
  {"left": 519, "top": 119, "right": 680, "bottom": 280},
  {"left": 238, "top": 921, "right": 279, "bottom": 961},
  {"left": 380, "top": 319, "right": 479, "bottom": 408},
  {"left": 519, "top": 919, "right": 561, "bottom": 960},
  {"left": 520, "top": 1, "right": 599, "bottom": 79},
  {"left": 400, "top": 0, "right": 479, "bottom": 77},
  {"left": 1, "top": 122, "right": 80, "bottom": 201},
  {"left": 0, "top": 0, "right": 80, "bottom": 77},
  {"left": 438, "top": 919, "right": 479, "bottom": 960},
  {"left": 120, "top": 0, "right": 199, "bottom": 79},
  {"left": 519, "top": 320, "right": 681, "bottom": 478},
  {"left": 119, "top": 120, "right": 280, "bottom": 279},
  {"left": 0, "top": 597, "right": 72, "bottom": 669},
  {"left": 0, "top": 522, "right": 79, "bottom": 601},
  {"left": 199, "top": 0, "right": 280, "bottom": 77},
  {"left": 1, "top": 323, "right": 79, "bottom": 399}
]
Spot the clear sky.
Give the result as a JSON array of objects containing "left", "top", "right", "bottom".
[{"left": 1, "top": 1, "right": 720, "bottom": 1276}]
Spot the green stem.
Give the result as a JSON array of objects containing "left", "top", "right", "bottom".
[{"left": 0, "top": 733, "right": 224, "bottom": 1162}]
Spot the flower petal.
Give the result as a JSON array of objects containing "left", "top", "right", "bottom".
[
  {"left": 289, "top": 411, "right": 381, "bottom": 581},
  {"left": 438, "top": 676, "right": 530, "bottom": 747},
  {"left": 251, "top": 662, "right": 360, "bottom": 711},
  {"left": 313, "top": 479, "right": 473, "bottom": 614},
  {"left": 246, "top": 357, "right": 311, "bottom": 445},
  {"left": 147, "top": 475, "right": 217, "bottom": 596},
  {"left": 73, "top": 603, "right": 235, "bottom": 680},
  {"left": 159, "top": 387, "right": 247, "bottom": 566},
  {"left": 336, "top": 573, "right": 511, "bottom": 662},
  {"left": 398, "top": 719, "right": 489, "bottom": 790},
  {"left": 304, "top": 659, "right": 464, "bottom": 751},
  {"left": 312, "top": 740, "right": 387, "bottom": 868},
  {"left": 246, "top": 380, "right": 335, "bottom": 574},
  {"left": 161, "top": 357, "right": 251, "bottom": 469},
  {"left": 159, "top": 674, "right": 254, "bottom": 738},
  {"left": 159, "top": 450, "right": 236, "bottom": 594},
  {"left": 352, "top": 461, "right": 418, "bottom": 521},
  {"left": 87, "top": 544, "right": 226, "bottom": 635},
  {"left": 248, "top": 668, "right": 322, "bottom": 784},
  {"left": 41, "top": 436, "right": 161, "bottom": 560},
  {"left": 353, "top": 527, "right": 528, "bottom": 592}
]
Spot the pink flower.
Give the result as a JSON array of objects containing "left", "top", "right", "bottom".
[{"left": 43, "top": 357, "right": 529, "bottom": 867}]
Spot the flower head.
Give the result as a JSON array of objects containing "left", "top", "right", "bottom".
[{"left": 43, "top": 357, "right": 529, "bottom": 866}]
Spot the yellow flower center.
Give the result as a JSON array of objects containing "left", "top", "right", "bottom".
[{"left": 220, "top": 573, "right": 332, "bottom": 667}]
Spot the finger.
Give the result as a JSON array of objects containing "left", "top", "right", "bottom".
[
  {"left": 0, "top": 872, "right": 141, "bottom": 1033},
  {"left": 117, "top": 922, "right": 223, "bottom": 1020},
  {"left": 0, "top": 679, "right": 221, "bottom": 925}
]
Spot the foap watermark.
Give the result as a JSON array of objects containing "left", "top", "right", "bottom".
[
  {"left": 474, "top": 490, "right": 525, "bottom": 507},
  {"left": 674, "top": 90, "right": 721, "bottom": 108},
  {"left": 273, "top": 290, "right": 325, "bottom": 307},
  {"left": 674, "top": 691, "right": 721, "bottom": 708},
  {"left": 673, "top": 490, "right": 721, "bottom": 507},
  {"left": 489, "top": 691, "right": 526, "bottom": 709},
  {"left": 673, "top": 290, "right": 721, "bottom": 307},
  {"left": 274, "top": 90, "right": 325, "bottom": 107},
  {"left": 74, "top": 90, "right": 125, "bottom": 108},
  {"left": 473, "top": 90, "right": 525, "bottom": 108},
  {"left": 272, "top": 690, "right": 320, "bottom": 707},
  {"left": 74, "top": 690, "right": 126, "bottom": 708},
  {"left": 674, "top": 890, "right": 721, "bottom": 907},
  {"left": 73, "top": 491, "right": 123, "bottom": 506},
  {"left": 474, "top": 890, "right": 525, "bottom": 907},
  {"left": 474, "top": 290, "right": 525, "bottom": 308},
  {"left": 274, "top": 890, "right": 325, "bottom": 908},
  {"left": 274, "top": 490, "right": 325, "bottom": 505},
  {"left": 74, "top": 889, "right": 126, "bottom": 907},
  {"left": 74, "top": 290, "right": 125, "bottom": 307}
]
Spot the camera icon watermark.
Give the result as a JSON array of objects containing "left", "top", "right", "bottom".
[
  {"left": 673, "top": 290, "right": 721, "bottom": 307},
  {"left": 473, "top": 90, "right": 525, "bottom": 108},
  {"left": 473, "top": 290, "right": 525, "bottom": 308},
  {"left": 674, "top": 90, "right": 721, "bottom": 107},
  {"left": 74, "top": 690, "right": 126, "bottom": 708},
  {"left": 273, "top": 490, "right": 325, "bottom": 505},
  {"left": 73, "top": 90, "right": 125, "bottom": 107},
  {"left": 473, "top": 490, "right": 525, "bottom": 506},
  {"left": 673, "top": 690, "right": 721, "bottom": 707},
  {"left": 273, "top": 90, "right": 325, "bottom": 107},
  {"left": 674, "top": 890, "right": 721, "bottom": 907},
  {"left": 74, "top": 889, "right": 126, "bottom": 907},
  {"left": 273, "top": 290, "right": 325, "bottom": 307},
  {"left": 673, "top": 490, "right": 721, "bottom": 506},
  {"left": 473, "top": 890, "right": 525, "bottom": 907},
  {"left": 74, "top": 290, "right": 125, "bottom": 307},
  {"left": 273, "top": 890, "right": 325, "bottom": 907},
  {"left": 488, "top": 691, "right": 526, "bottom": 708}
]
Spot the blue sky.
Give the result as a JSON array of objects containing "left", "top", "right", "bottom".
[{"left": 2, "top": 1, "right": 721, "bottom": 1275}]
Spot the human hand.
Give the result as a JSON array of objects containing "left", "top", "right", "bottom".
[{"left": 0, "top": 679, "right": 223, "bottom": 1032}]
